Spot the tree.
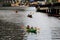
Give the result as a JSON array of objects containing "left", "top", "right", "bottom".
[
  {"left": 47, "top": 0, "right": 58, "bottom": 3},
  {"left": 52, "top": 0, "right": 58, "bottom": 3}
]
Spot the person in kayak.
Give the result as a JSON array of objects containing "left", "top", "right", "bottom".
[
  {"left": 26, "top": 25, "right": 31, "bottom": 33},
  {"left": 30, "top": 27, "right": 37, "bottom": 34}
]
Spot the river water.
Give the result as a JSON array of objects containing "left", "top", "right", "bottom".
[{"left": 0, "top": 7, "right": 60, "bottom": 40}]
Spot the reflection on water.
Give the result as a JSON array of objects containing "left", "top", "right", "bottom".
[
  {"left": 0, "top": 7, "right": 60, "bottom": 40},
  {"left": 24, "top": 32, "right": 40, "bottom": 40}
]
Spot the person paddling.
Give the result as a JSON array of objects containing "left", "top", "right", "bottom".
[
  {"left": 26, "top": 25, "right": 30, "bottom": 33},
  {"left": 30, "top": 27, "right": 37, "bottom": 34}
]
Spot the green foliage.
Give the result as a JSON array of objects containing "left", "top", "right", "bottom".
[
  {"left": 0, "top": 0, "right": 2, "bottom": 2},
  {"left": 47, "top": 0, "right": 58, "bottom": 3},
  {"left": 3, "top": 3, "right": 11, "bottom": 7}
]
